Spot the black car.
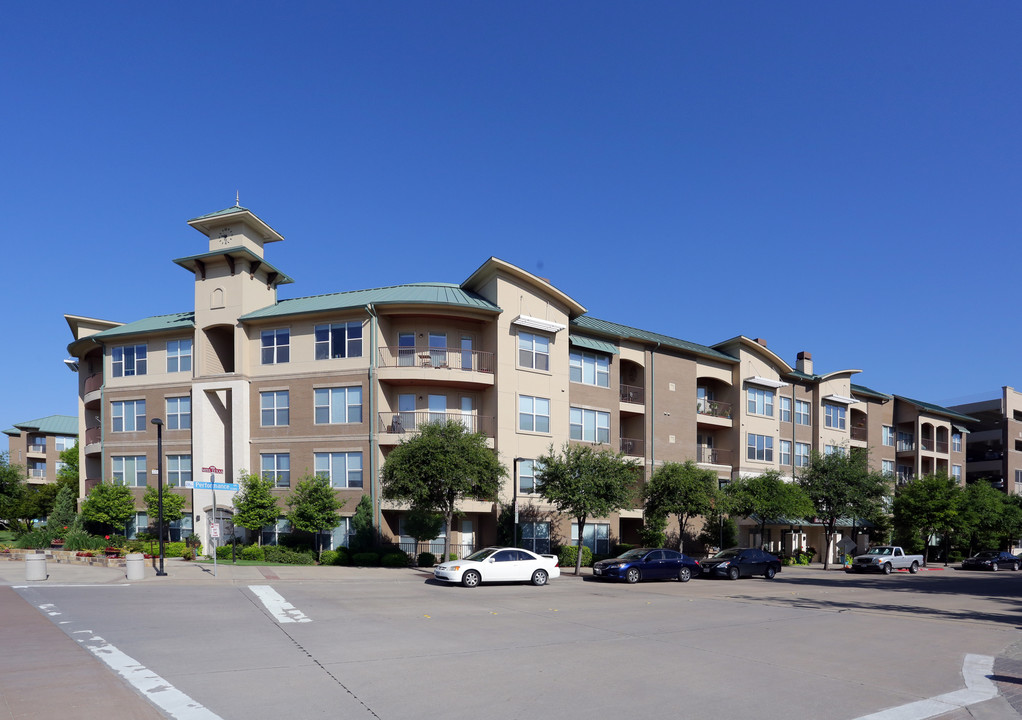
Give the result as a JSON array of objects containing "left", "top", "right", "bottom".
[
  {"left": 592, "top": 548, "right": 702, "bottom": 583},
  {"left": 961, "top": 551, "right": 1020, "bottom": 571},
  {"left": 700, "top": 547, "right": 782, "bottom": 580}
]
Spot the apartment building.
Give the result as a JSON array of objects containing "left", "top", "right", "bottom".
[
  {"left": 64, "top": 204, "right": 973, "bottom": 558},
  {"left": 3, "top": 415, "right": 78, "bottom": 485},
  {"left": 950, "top": 387, "right": 1022, "bottom": 495}
]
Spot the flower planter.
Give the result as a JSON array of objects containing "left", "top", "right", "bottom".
[
  {"left": 51, "top": 541, "right": 65, "bottom": 549},
  {"left": 104, "top": 548, "right": 122, "bottom": 557}
]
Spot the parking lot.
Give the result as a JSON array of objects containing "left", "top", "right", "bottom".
[{"left": 3, "top": 561, "right": 1022, "bottom": 720}]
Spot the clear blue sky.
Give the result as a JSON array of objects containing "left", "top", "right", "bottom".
[{"left": 3, "top": 3, "right": 1020, "bottom": 433}]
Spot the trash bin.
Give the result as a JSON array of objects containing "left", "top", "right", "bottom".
[
  {"left": 125, "top": 552, "right": 145, "bottom": 581},
  {"left": 25, "top": 554, "right": 47, "bottom": 581}
]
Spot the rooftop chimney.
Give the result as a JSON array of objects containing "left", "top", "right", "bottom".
[
  {"left": 797, "top": 351, "right": 813, "bottom": 375},
  {"left": 754, "top": 338, "right": 768, "bottom": 348}
]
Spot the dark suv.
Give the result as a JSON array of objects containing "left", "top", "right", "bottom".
[{"left": 700, "top": 547, "right": 782, "bottom": 580}]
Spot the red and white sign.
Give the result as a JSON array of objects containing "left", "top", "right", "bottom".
[
  {"left": 202, "top": 466, "right": 224, "bottom": 474},
  {"left": 210, "top": 522, "right": 221, "bottom": 538}
]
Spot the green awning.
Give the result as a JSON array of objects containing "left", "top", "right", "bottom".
[{"left": 569, "top": 334, "right": 618, "bottom": 355}]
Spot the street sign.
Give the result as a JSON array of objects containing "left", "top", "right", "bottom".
[
  {"left": 210, "top": 522, "right": 221, "bottom": 538},
  {"left": 192, "top": 481, "right": 240, "bottom": 491}
]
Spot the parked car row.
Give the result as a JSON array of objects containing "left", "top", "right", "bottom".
[{"left": 433, "top": 546, "right": 783, "bottom": 587}]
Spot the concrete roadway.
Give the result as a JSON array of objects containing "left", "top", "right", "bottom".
[{"left": 1, "top": 558, "right": 1021, "bottom": 720}]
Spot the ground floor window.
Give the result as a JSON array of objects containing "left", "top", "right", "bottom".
[
  {"left": 262, "top": 518, "right": 292, "bottom": 546},
  {"left": 126, "top": 512, "right": 148, "bottom": 539},
  {"left": 520, "top": 521, "right": 550, "bottom": 554},
  {"left": 168, "top": 515, "right": 193, "bottom": 542},
  {"left": 571, "top": 522, "right": 609, "bottom": 555},
  {"left": 316, "top": 517, "right": 352, "bottom": 550}
]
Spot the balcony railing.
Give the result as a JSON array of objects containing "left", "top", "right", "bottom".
[
  {"left": 28, "top": 444, "right": 46, "bottom": 453},
  {"left": 935, "top": 441, "right": 949, "bottom": 454},
  {"left": 85, "top": 427, "right": 102, "bottom": 445},
  {"left": 620, "top": 437, "right": 645, "bottom": 456},
  {"left": 84, "top": 372, "right": 103, "bottom": 394},
  {"left": 378, "top": 346, "right": 493, "bottom": 373},
  {"left": 28, "top": 469, "right": 46, "bottom": 478},
  {"left": 696, "top": 399, "right": 733, "bottom": 419},
  {"left": 697, "top": 447, "right": 732, "bottom": 465},
  {"left": 921, "top": 438, "right": 934, "bottom": 452},
  {"left": 378, "top": 412, "right": 494, "bottom": 437},
  {"left": 619, "top": 384, "right": 644, "bottom": 404},
  {"left": 897, "top": 440, "right": 915, "bottom": 452},
  {"left": 850, "top": 426, "right": 868, "bottom": 442}
]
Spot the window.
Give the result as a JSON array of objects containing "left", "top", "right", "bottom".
[
  {"left": 314, "top": 386, "right": 362, "bottom": 424},
  {"left": 795, "top": 400, "right": 810, "bottom": 425},
  {"left": 261, "top": 329, "right": 290, "bottom": 365},
  {"left": 261, "top": 453, "right": 291, "bottom": 488},
  {"left": 166, "top": 396, "right": 191, "bottom": 430},
  {"left": 747, "top": 434, "right": 773, "bottom": 462},
  {"left": 315, "top": 452, "right": 363, "bottom": 489},
  {"left": 54, "top": 435, "right": 76, "bottom": 452},
  {"left": 262, "top": 518, "right": 291, "bottom": 546},
  {"left": 569, "top": 350, "right": 610, "bottom": 387},
  {"left": 518, "top": 459, "right": 542, "bottom": 494},
  {"left": 112, "top": 344, "right": 147, "bottom": 377},
  {"left": 167, "top": 515, "right": 193, "bottom": 542},
  {"left": 520, "top": 521, "right": 550, "bottom": 554},
  {"left": 113, "top": 456, "right": 146, "bottom": 486},
  {"left": 779, "top": 396, "right": 791, "bottom": 423},
  {"left": 824, "top": 445, "right": 845, "bottom": 456},
  {"left": 167, "top": 455, "right": 191, "bottom": 487},
  {"left": 747, "top": 387, "right": 774, "bottom": 417},
  {"left": 112, "top": 400, "right": 145, "bottom": 432},
  {"left": 779, "top": 440, "right": 791, "bottom": 466},
  {"left": 518, "top": 332, "right": 549, "bottom": 371},
  {"left": 167, "top": 339, "right": 192, "bottom": 373},
  {"left": 398, "top": 332, "right": 415, "bottom": 366},
  {"left": 126, "top": 512, "right": 148, "bottom": 540},
  {"left": 824, "top": 404, "right": 846, "bottom": 430},
  {"left": 795, "top": 442, "right": 810, "bottom": 468},
  {"left": 882, "top": 426, "right": 895, "bottom": 447},
  {"left": 882, "top": 459, "right": 895, "bottom": 476},
  {"left": 570, "top": 407, "right": 610, "bottom": 444},
  {"left": 519, "top": 395, "right": 550, "bottom": 433},
  {"left": 952, "top": 433, "right": 962, "bottom": 452},
  {"left": 317, "top": 518, "right": 352, "bottom": 551},
  {"left": 897, "top": 432, "right": 914, "bottom": 451},
  {"left": 952, "top": 465, "right": 962, "bottom": 481},
  {"left": 261, "top": 391, "right": 290, "bottom": 427},
  {"left": 572, "top": 522, "right": 609, "bottom": 555},
  {"left": 315, "top": 321, "right": 362, "bottom": 360}
]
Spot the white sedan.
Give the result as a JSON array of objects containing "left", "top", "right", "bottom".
[{"left": 434, "top": 547, "right": 560, "bottom": 587}]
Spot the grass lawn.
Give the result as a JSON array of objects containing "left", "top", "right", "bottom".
[{"left": 0, "top": 530, "right": 14, "bottom": 543}]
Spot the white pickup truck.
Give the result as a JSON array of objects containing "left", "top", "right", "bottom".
[{"left": 847, "top": 546, "right": 924, "bottom": 574}]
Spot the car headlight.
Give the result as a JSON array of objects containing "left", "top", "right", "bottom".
[
  {"left": 718, "top": 561, "right": 730, "bottom": 568},
  {"left": 447, "top": 565, "right": 460, "bottom": 571}
]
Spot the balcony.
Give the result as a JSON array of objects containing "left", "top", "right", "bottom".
[
  {"left": 378, "top": 412, "right": 494, "bottom": 445},
  {"left": 620, "top": 437, "right": 644, "bottom": 457},
  {"left": 897, "top": 440, "right": 915, "bottom": 453},
  {"left": 27, "top": 444, "right": 47, "bottom": 454},
  {"left": 935, "top": 441, "right": 949, "bottom": 454},
  {"left": 28, "top": 468, "right": 46, "bottom": 479},
  {"left": 850, "top": 426, "right": 868, "bottom": 442},
  {"left": 697, "top": 447, "right": 732, "bottom": 466},
  {"left": 619, "top": 384, "right": 644, "bottom": 405},
  {"left": 696, "top": 399, "right": 732, "bottom": 419},
  {"left": 377, "top": 346, "right": 494, "bottom": 389}
]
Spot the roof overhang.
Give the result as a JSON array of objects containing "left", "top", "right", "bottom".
[
  {"left": 513, "top": 315, "right": 566, "bottom": 334},
  {"left": 187, "top": 207, "right": 284, "bottom": 243},
  {"left": 746, "top": 376, "right": 789, "bottom": 389},
  {"left": 822, "top": 394, "right": 858, "bottom": 406}
]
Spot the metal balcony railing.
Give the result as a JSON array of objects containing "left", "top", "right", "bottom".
[
  {"left": 84, "top": 372, "right": 103, "bottom": 394},
  {"left": 619, "top": 384, "right": 644, "bottom": 404},
  {"left": 378, "top": 346, "right": 493, "bottom": 373},
  {"left": 28, "top": 469, "right": 46, "bottom": 478},
  {"left": 379, "top": 412, "right": 494, "bottom": 437},
  {"left": 620, "top": 437, "right": 644, "bottom": 456},
  {"left": 28, "top": 444, "right": 46, "bottom": 453},
  {"left": 85, "top": 427, "right": 102, "bottom": 445},
  {"left": 850, "top": 426, "right": 868, "bottom": 441},
  {"left": 697, "top": 447, "right": 732, "bottom": 465},
  {"left": 935, "top": 441, "right": 949, "bottom": 454},
  {"left": 696, "top": 398, "right": 733, "bottom": 419}
]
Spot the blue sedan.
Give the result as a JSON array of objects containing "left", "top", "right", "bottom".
[{"left": 592, "top": 548, "right": 702, "bottom": 583}]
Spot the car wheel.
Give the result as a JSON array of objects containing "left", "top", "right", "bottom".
[
  {"left": 625, "top": 568, "right": 641, "bottom": 584},
  {"left": 992, "top": 563, "right": 999, "bottom": 572},
  {"left": 909, "top": 562, "right": 919, "bottom": 574},
  {"left": 531, "top": 569, "right": 548, "bottom": 586},
  {"left": 1014, "top": 562, "right": 1020, "bottom": 572},
  {"left": 882, "top": 563, "right": 892, "bottom": 575},
  {"left": 764, "top": 566, "right": 776, "bottom": 580},
  {"left": 727, "top": 566, "right": 740, "bottom": 581},
  {"left": 678, "top": 567, "right": 692, "bottom": 582},
  {"left": 462, "top": 570, "right": 481, "bottom": 588}
]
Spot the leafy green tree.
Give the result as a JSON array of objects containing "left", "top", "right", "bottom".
[
  {"left": 382, "top": 419, "right": 505, "bottom": 562},
  {"left": 56, "top": 442, "right": 80, "bottom": 496},
  {"left": 8, "top": 484, "right": 58, "bottom": 533},
  {"left": 48, "top": 484, "right": 78, "bottom": 532},
  {"left": 698, "top": 507, "right": 738, "bottom": 553},
  {"left": 286, "top": 475, "right": 342, "bottom": 558},
  {"left": 724, "top": 471, "right": 813, "bottom": 550},
  {"left": 402, "top": 507, "right": 445, "bottom": 546},
  {"left": 536, "top": 443, "right": 639, "bottom": 575},
  {"left": 0, "top": 452, "right": 26, "bottom": 530},
  {"left": 81, "top": 482, "right": 136, "bottom": 535},
  {"left": 1002, "top": 494, "right": 1022, "bottom": 551},
  {"left": 143, "top": 484, "right": 186, "bottom": 540},
  {"left": 350, "top": 494, "right": 375, "bottom": 552},
  {"left": 797, "top": 450, "right": 890, "bottom": 569},
  {"left": 643, "top": 460, "right": 718, "bottom": 553},
  {"left": 638, "top": 512, "right": 668, "bottom": 548},
  {"left": 232, "top": 472, "right": 281, "bottom": 545},
  {"left": 892, "top": 474, "right": 963, "bottom": 564}
]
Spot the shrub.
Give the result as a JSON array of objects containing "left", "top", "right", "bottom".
[
  {"left": 180, "top": 548, "right": 195, "bottom": 561},
  {"left": 332, "top": 547, "right": 351, "bottom": 566},
  {"left": 558, "top": 544, "right": 593, "bottom": 569},
  {"left": 319, "top": 550, "right": 338, "bottom": 566},
  {"left": 215, "top": 544, "right": 235, "bottom": 560},
  {"left": 417, "top": 551, "right": 437, "bottom": 567},
  {"left": 241, "top": 545, "right": 265, "bottom": 561},
  {"left": 162, "top": 542, "right": 186, "bottom": 558},
  {"left": 382, "top": 552, "right": 410, "bottom": 568},
  {"left": 263, "top": 546, "right": 315, "bottom": 565},
  {"left": 352, "top": 552, "right": 380, "bottom": 566}
]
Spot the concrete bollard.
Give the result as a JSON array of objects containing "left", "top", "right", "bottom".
[
  {"left": 25, "top": 554, "right": 47, "bottom": 581},
  {"left": 125, "top": 552, "right": 145, "bottom": 581}
]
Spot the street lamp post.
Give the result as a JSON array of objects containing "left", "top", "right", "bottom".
[
  {"left": 150, "top": 418, "right": 167, "bottom": 576},
  {"left": 512, "top": 458, "right": 525, "bottom": 548}
]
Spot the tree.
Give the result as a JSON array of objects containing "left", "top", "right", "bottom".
[
  {"left": 536, "top": 443, "right": 639, "bottom": 575},
  {"left": 892, "top": 474, "right": 963, "bottom": 563},
  {"left": 143, "top": 484, "right": 186, "bottom": 541},
  {"left": 48, "top": 484, "right": 78, "bottom": 532},
  {"left": 56, "top": 442, "right": 80, "bottom": 496},
  {"left": 81, "top": 482, "right": 136, "bottom": 535},
  {"left": 643, "top": 460, "right": 718, "bottom": 553},
  {"left": 232, "top": 472, "right": 281, "bottom": 545},
  {"left": 797, "top": 450, "right": 890, "bottom": 569},
  {"left": 349, "top": 494, "right": 375, "bottom": 552},
  {"left": 286, "top": 475, "right": 342, "bottom": 558},
  {"left": 724, "top": 471, "right": 813, "bottom": 550},
  {"left": 381, "top": 419, "right": 505, "bottom": 562},
  {"left": 0, "top": 452, "right": 26, "bottom": 530}
]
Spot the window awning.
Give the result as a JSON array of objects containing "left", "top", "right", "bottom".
[
  {"left": 569, "top": 334, "right": 618, "bottom": 355},
  {"left": 953, "top": 424, "right": 970, "bottom": 434},
  {"left": 512, "top": 315, "right": 566, "bottom": 334},
  {"left": 822, "top": 394, "right": 858, "bottom": 406},
  {"left": 746, "top": 376, "right": 788, "bottom": 389}
]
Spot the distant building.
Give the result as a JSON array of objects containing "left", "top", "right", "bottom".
[
  {"left": 3, "top": 415, "right": 78, "bottom": 485},
  {"left": 950, "top": 387, "right": 1022, "bottom": 495}
]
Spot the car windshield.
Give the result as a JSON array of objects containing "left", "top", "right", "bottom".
[
  {"left": 464, "top": 548, "right": 499, "bottom": 561},
  {"left": 974, "top": 551, "right": 999, "bottom": 559},
  {"left": 617, "top": 549, "right": 649, "bottom": 560},
  {"left": 713, "top": 549, "right": 741, "bottom": 559},
  {"left": 866, "top": 547, "right": 893, "bottom": 556}
]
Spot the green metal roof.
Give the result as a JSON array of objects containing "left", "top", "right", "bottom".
[
  {"left": 895, "top": 395, "right": 978, "bottom": 424},
  {"left": 240, "top": 283, "right": 501, "bottom": 321},
  {"left": 172, "top": 247, "right": 295, "bottom": 285},
  {"left": 570, "top": 316, "right": 737, "bottom": 363},
  {"left": 851, "top": 383, "right": 892, "bottom": 401},
  {"left": 569, "top": 334, "right": 619, "bottom": 355},
  {"left": 91, "top": 313, "right": 195, "bottom": 341},
  {"left": 3, "top": 415, "right": 78, "bottom": 437},
  {"left": 188, "top": 205, "right": 254, "bottom": 222}
]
